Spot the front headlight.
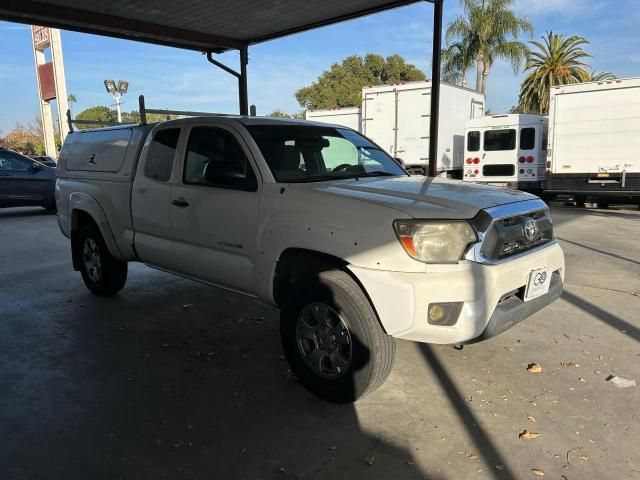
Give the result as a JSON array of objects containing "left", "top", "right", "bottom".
[{"left": 393, "top": 220, "right": 477, "bottom": 263}]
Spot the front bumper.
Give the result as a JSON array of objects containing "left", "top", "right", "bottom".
[{"left": 349, "top": 242, "right": 565, "bottom": 344}]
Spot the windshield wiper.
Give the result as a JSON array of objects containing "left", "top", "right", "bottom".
[
  {"left": 286, "top": 174, "right": 348, "bottom": 183},
  {"left": 360, "top": 170, "right": 398, "bottom": 177}
]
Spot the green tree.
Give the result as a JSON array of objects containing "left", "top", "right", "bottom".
[
  {"left": 588, "top": 71, "right": 616, "bottom": 81},
  {"left": 441, "top": 40, "right": 474, "bottom": 87},
  {"left": 446, "top": 0, "right": 533, "bottom": 93},
  {"left": 295, "top": 54, "right": 425, "bottom": 110},
  {"left": 519, "top": 32, "right": 592, "bottom": 114},
  {"left": 75, "top": 105, "right": 117, "bottom": 129},
  {"left": 268, "top": 109, "right": 304, "bottom": 119}
]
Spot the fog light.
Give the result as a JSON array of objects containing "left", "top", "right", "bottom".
[{"left": 428, "top": 302, "right": 463, "bottom": 326}]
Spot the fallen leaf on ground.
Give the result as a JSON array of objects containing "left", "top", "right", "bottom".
[
  {"left": 527, "top": 415, "right": 536, "bottom": 423},
  {"left": 519, "top": 430, "right": 540, "bottom": 440},
  {"left": 561, "top": 362, "right": 578, "bottom": 368},
  {"left": 532, "top": 468, "right": 545, "bottom": 477},
  {"left": 527, "top": 363, "right": 543, "bottom": 373},
  {"left": 362, "top": 455, "right": 375, "bottom": 466},
  {"left": 579, "top": 377, "right": 586, "bottom": 383}
]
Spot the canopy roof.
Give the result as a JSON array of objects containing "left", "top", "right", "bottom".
[{"left": 0, "top": 0, "right": 431, "bottom": 52}]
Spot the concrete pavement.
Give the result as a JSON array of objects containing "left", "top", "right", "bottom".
[{"left": 0, "top": 205, "right": 638, "bottom": 479}]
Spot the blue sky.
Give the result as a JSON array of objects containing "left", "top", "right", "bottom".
[{"left": 1, "top": 0, "right": 638, "bottom": 135}]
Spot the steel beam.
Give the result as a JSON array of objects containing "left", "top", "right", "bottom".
[{"left": 428, "top": 0, "right": 443, "bottom": 177}]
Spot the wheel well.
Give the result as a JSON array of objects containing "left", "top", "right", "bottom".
[
  {"left": 273, "top": 248, "right": 347, "bottom": 306},
  {"left": 70, "top": 210, "right": 98, "bottom": 271}
]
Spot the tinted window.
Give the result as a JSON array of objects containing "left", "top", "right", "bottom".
[
  {"left": 467, "top": 131, "right": 480, "bottom": 152},
  {"left": 145, "top": 128, "right": 180, "bottom": 181},
  {"left": 484, "top": 129, "right": 516, "bottom": 151},
  {"left": 542, "top": 126, "right": 548, "bottom": 152},
  {"left": 0, "top": 150, "right": 32, "bottom": 171},
  {"left": 520, "top": 128, "right": 536, "bottom": 150},
  {"left": 246, "top": 124, "right": 405, "bottom": 182},
  {"left": 483, "top": 164, "right": 515, "bottom": 176},
  {"left": 184, "top": 127, "right": 256, "bottom": 190}
]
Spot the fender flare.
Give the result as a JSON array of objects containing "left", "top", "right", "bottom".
[{"left": 69, "top": 192, "right": 125, "bottom": 261}]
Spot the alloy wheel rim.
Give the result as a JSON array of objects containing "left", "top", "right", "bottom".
[
  {"left": 296, "top": 302, "right": 352, "bottom": 379},
  {"left": 82, "top": 237, "right": 102, "bottom": 282}
]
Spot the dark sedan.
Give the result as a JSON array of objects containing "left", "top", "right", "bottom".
[{"left": 0, "top": 148, "right": 56, "bottom": 210}]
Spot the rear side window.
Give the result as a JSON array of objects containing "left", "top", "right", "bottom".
[
  {"left": 541, "top": 126, "right": 548, "bottom": 152},
  {"left": 145, "top": 128, "right": 180, "bottom": 182},
  {"left": 467, "top": 131, "right": 480, "bottom": 152},
  {"left": 520, "top": 128, "right": 536, "bottom": 150},
  {"left": 0, "top": 150, "right": 32, "bottom": 171},
  {"left": 484, "top": 129, "right": 516, "bottom": 151}
]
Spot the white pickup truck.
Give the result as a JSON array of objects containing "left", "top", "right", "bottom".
[{"left": 55, "top": 115, "right": 565, "bottom": 403}]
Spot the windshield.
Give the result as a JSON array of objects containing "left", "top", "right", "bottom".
[{"left": 246, "top": 124, "right": 407, "bottom": 182}]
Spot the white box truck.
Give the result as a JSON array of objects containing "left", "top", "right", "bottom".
[
  {"left": 305, "top": 107, "right": 361, "bottom": 131},
  {"left": 546, "top": 78, "right": 640, "bottom": 203},
  {"left": 463, "top": 114, "right": 548, "bottom": 193},
  {"left": 305, "top": 82, "right": 485, "bottom": 176},
  {"left": 362, "top": 81, "right": 485, "bottom": 175}
]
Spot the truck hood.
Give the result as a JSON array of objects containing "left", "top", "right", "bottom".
[{"left": 291, "top": 175, "right": 537, "bottom": 219}]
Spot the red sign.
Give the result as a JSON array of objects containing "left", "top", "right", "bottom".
[
  {"left": 38, "top": 62, "right": 56, "bottom": 101},
  {"left": 32, "top": 25, "right": 51, "bottom": 50}
]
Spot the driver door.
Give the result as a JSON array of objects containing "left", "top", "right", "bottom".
[{"left": 169, "top": 124, "right": 261, "bottom": 294}]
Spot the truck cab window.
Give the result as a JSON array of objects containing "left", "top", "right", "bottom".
[
  {"left": 467, "top": 131, "right": 480, "bottom": 152},
  {"left": 520, "top": 128, "right": 536, "bottom": 150},
  {"left": 184, "top": 126, "right": 256, "bottom": 190},
  {"left": 484, "top": 129, "right": 516, "bottom": 151},
  {"left": 145, "top": 128, "right": 180, "bottom": 182}
]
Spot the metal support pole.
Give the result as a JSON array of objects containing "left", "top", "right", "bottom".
[
  {"left": 428, "top": 0, "right": 443, "bottom": 177},
  {"left": 114, "top": 93, "right": 122, "bottom": 123},
  {"left": 239, "top": 46, "right": 249, "bottom": 116}
]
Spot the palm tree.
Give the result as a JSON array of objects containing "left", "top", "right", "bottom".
[
  {"left": 589, "top": 71, "right": 616, "bottom": 81},
  {"left": 519, "top": 32, "right": 593, "bottom": 114},
  {"left": 441, "top": 40, "right": 474, "bottom": 87},
  {"left": 67, "top": 94, "right": 78, "bottom": 115},
  {"left": 445, "top": 0, "right": 533, "bottom": 93}
]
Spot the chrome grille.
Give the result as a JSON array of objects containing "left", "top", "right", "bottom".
[{"left": 480, "top": 209, "right": 553, "bottom": 261}]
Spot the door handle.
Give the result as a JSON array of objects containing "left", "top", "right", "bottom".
[{"left": 172, "top": 199, "right": 190, "bottom": 208}]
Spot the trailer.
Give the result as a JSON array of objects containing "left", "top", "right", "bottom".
[
  {"left": 546, "top": 78, "right": 640, "bottom": 203},
  {"left": 306, "top": 81, "right": 485, "bottom": 176},
  {"left": 304, "top": 107, "right": 361, "bottom": 131},
  {"left": 462, "top": 114, "right": 548, "bottom": 193},
  {"left": 361, "top": 82, "right": 484, "bottom": 175}
]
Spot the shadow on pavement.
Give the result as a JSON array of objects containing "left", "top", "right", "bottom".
[
  {"left": 0, "top": 267, "right": 441, "bottom": 480},
  {"left": 557, "top": 237, "right": 640, "bottom": 266},
  {"left": 562, "top": 290, "right": 640, "bottom": 342},
  {"left": 417, "top": 344, "right": 516, "bottom": 480}
]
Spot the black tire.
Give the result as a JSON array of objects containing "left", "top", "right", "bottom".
[
  {"left": 77, "top": 224, "right": 127, "bottom": 295},
  {"left": 280, "top": 270, "right": 395, "bottom": 403}
]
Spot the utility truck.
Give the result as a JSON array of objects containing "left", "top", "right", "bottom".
[
  {"left": 305, "top": 81, "right": 485, "bottom": 176},
  {"left": 56, "top": 99, "right": 564, "bottom": 403},
  {"left": 463, "top": 114, "right": 548, "bottom": 193},
  {"left": 545, "top": 78, "right": 640, "bottom": 203}
]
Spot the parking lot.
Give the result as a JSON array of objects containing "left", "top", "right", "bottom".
[{"left": 0, "top": 205, "right": 638, "bottom": 480}]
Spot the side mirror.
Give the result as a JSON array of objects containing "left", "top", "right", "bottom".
[{"left": 31, "top": 162, "right": 43, "bottom": 172}]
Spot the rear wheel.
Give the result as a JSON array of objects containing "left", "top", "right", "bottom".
[
  {"left": 280, "top": 270, "right": 395, "bottom": 403},
  {"left": 77, "top": 224, "right": 127, "bottom": 295}
]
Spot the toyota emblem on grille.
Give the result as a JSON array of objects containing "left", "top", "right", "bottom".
[{"left": 523, "top": 218, "right": 539, "bottom": 242}]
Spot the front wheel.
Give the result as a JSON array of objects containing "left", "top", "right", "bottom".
[
  {"left": 280, "top": 270, "right": 396, "bottom": 403},
  {"left": 77, "top": 224, "right": 127, "bottom": 295}
]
